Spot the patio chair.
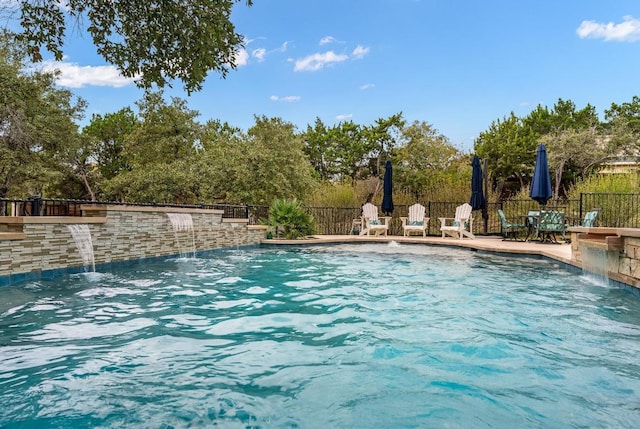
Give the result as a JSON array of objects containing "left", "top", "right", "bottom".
[
  {"left": 360, "top": 203, "right": 391, "bottom": 236},
  {"left": 439, "top": 203, "right": 474, "bottom": 239},
  {"left": 537, "top": 210, "right": 566, "bottom": 243},
  {"left": 497, "top": 209, "right": 526, "bottom": 241},
  {"left": 582, "top": 208, "right": 600, "bottom": 227},
  {"left": 400, "top": 203, "right": 430, "bottom": 237},
  {"left": 525, "top": 210, "right": 540, "bottom": 241}
]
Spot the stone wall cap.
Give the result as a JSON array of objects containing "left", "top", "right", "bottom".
[
  {"left": 0, "top": 232, "right": 26, "bottom": 240},
  {"left": 0, "top": 217, "right": 107, "bottom": 225},
  {"left": 616, "top": 228, "right": 640, "bottom": 238},
  {"left": 248, "top": 224, "right": 268, "bottom": 230},
  {"left": 82, "top": 205, "right": 224, "bottom": 215},
  {"left": 568, "top": 226, "right": 640, "bottom": 238},
  {"left": 222, "top": 218, "right": 250, "bottom": 224}
]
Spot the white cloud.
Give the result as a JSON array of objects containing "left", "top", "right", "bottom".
[
  {"left": 352, "top": 45, "right": 370, "bottom": 59},
  {"left": 320, "top": 36, "right": 336, "bottom": 45},
  {"left": 234, "top": 49, "right": 249, "bottom": 66},
  {"left": 336, "top": 113, "right": 353, "bottom": 121},
  {"left": 577, "top": 15, "right": 640, "bottom": 42},
  {"left": 360, "top": 83, "right": 375, "bottom": 90},
  {"left": 252, "top": 48, "right": 266, "bottom": 62},
  {"left": 270, "top": 95, "right": 300, "bottom": 102},
  {"left": 40, "top": 61, "right": 134, "bottom": 88},
  {"left": 294, "top": 51, "right": 349, "bottom": 71},
  {"left": 246, "top": 42, "right": 288, "bottom": 63}
]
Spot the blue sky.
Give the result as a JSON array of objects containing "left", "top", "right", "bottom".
[{"left": 6, "top": 0, "right": 640, "bottom": 151}]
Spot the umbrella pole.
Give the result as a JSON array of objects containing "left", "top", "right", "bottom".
[{"left": 482, "top": 158, "right": 489, "bottom": 234}]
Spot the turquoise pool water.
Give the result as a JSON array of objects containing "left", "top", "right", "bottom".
[{"left": 1, "top": 243, "right": 640, "bottom": 428}]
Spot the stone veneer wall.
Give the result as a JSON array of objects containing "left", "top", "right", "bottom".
[
  {"left": 569, "top": 227, "right": 640, "bottom": 290},
  {"left": 0, "top": 205, "right": 266, "bottom": 285},
  {"left": 616, "top": 237, "right": 640, "bottom": 285}
]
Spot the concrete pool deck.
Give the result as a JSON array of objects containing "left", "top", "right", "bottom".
[{"left": 261, "top": 234, "right": 576, "bottom": 268}]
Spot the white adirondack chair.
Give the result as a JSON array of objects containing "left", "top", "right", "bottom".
[
  {"left": 439, "top": 203, "right": 475, "bottom": 239},
  {"left": 360, "top": 203, "right": 390, "bottom": 236},
  {"left": 400, "top": 203, "right": 429, "bottom": 237}
]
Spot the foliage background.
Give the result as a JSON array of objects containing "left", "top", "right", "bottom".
[{"left": 1, "top": 30, "right": 639, "bottom": 210}]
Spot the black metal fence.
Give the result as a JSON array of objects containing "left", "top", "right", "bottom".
[
  {"left": 302, "top": 202, "right": 543, "bottom": 237},
  {"left": 244, "top": 195, "right": 638, "bottom": 236},
  {"left": 2, "top": 193, "right": 640, "bottom": 235},
  {"left": 0, "top": 197, "right": 257, "bottom": 222},
  {"left": 579, "top": 193, "right": 640, "bottom": 228},
  {"left": 0, "top": 197, "right": 89, "bottom": 217}
]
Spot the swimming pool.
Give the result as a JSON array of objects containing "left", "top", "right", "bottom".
[{"left": 1, "top": 243, "right": 639, "bottom": 428}]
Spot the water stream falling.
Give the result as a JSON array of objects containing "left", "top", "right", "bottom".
[
  {"left": 166, "top": 213, "right": 196, "bottom": 258},
  {"left": 66, "top": 224, "right": 96, "bottom": 272},
  {"left": 580, "top": 245, "right": 610, "bottom": 286}
]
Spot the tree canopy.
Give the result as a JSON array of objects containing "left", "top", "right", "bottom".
[
  {"left": 2, "top": 22, "right": 639, "bottom": 207},
  {"left": 0, "top": 30, "right": 84, "bottom": 198},
  {"left": 394, "top": 121, "right": 465, "bottom": 201},
  {"left": 199, "top": 116, "right": 316, "bottom": 205},
  {"left": 473, "top": 98, "right": 620, "bottom": 199},
  {"left": 301, "top": 114, "right": 405, "bottom": 184},
  {"left": 14, "top": 0, "right": 252, "bottom": 93}
]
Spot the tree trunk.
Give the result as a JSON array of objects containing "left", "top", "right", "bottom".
[
  {"left": 77, "top": 165, "right": 96, "bottom": 201},
  {"left": 554, "top": 159, "right": 565, "bottom": 203}
]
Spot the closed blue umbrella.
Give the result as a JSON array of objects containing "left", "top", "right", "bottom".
[
  {"left": 530, "top": 144, "right": 552, "bottom": 205},
  {"left": 381, "top": 160, "right": 394, "bottom": 216},
  {"left": 469, "top": 155, "right": 485, "bottom": 211}
]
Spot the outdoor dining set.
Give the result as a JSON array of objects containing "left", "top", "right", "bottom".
[
  {"left": 497, "top": 208, "right": 600, "bottom": 244},
  {"left": 495, "top": 143, "right": 601, "bottom": 244}
]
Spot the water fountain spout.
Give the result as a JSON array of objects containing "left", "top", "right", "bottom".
[
  {"left": 580, "top": 245, "right": 610, "bottom": 286},
  {"left": 66, "top": 224, "right": 96, "bottom": 272},
  {"left": 167, "top": 213, "right": 196, "bottom": 257}
]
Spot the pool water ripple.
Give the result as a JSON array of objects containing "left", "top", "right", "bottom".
[{"left": 1, "top": 244, "right": 640, "bottom": 428}]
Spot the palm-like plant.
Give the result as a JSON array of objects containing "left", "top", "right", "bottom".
[{"left": 265, "top": 198, "right": 315, "bottom": 239}]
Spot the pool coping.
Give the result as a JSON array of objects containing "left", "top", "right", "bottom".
[
  {"left": 262, "top": 234, "right": 575, "bottom": 265},
  {"left": 260, "top": 234, "right": 640, "bottom": 298}
]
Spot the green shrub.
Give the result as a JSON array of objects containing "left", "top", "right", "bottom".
[
  {"left": 566, "top": 173, "right": 639, "bottom": 197},
  {"left": 265, "top": 198, "right": 315, "bottom": 239},
  {"left": 306, "top": 183, "right": 359, "bottom": 207}
]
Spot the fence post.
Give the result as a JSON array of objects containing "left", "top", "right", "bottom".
[
  {"left": 482, "top": 158, "right": 488, "bottom": 234},
  {"left": 27, "top": 195, "right": 41, "bottom": 216},
  {"left": 579, "top": 193, "right": 583, "bottom": 224}
]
